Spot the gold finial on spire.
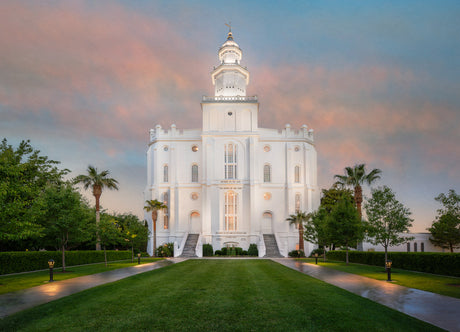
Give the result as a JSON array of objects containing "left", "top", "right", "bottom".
[{"left": 225, "top": 22, "right": 233, "bottom": 41}]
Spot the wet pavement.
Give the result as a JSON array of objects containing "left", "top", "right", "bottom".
[
  {"left": 272, "top": 258, "right": 460, "bottom": 332},
  {"left": 0, "top": 259, "right": 180, "bottom": 319}
]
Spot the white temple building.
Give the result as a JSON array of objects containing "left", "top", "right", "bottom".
[{"left": 145, "top": 31, "right": 319, "bottom": 257}]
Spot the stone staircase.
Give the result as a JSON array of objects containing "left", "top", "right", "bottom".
[
  {"left": 263, "top": 234, "right": 283, "bottom": 257},
  {"left": 180, "top": 234, "right": 199, "bottom": 257}
]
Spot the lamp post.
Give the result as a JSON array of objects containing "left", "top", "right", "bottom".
[
  {"left": 314, "top": 253, "right": 319, "bottom": 265},
  {"left": 385, "top": 260, "right": 392, "bottom": 281},
  {"left": 137, "top": 253, "right": 141, "bottom": 265},
  {"left": 48, "top": 259, "right": 55, "bottom": 282}
]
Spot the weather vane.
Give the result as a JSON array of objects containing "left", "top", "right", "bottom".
[{"left": 225, "top": 21, "right": 232, "bottom": 32}]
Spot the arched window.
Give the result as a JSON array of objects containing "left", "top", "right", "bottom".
[
  {"left": 191, "top": 164, "right": 198, "bottom": 183},
  {"left": 264, "top": 164, "right": 271, "bottom": 183},
  {"left": 414, "top": 242, "right": 418, "bottom": 252},
  {"left": 421, "top": 242, "right": 424, "bottom": 252},
  {"left": 224, "top": 191, "right": 238, "bottom": 231},
  {"left": 224, "top": 144, "right": 237, "bottom": 179},
  {"left": 294, "top": 165, "right": 300, "bottom": 183},
  {"left": 162, "top": 192, "right": 169, "bottom": 229},
  {"left": 163, "top": 165, "right": 169, "bottom": 182},
  {"left": 407, "top": 242, "right": 410, "bottom": 252},
  {"left": 295, "top": 193, "right": 301, "bottom": 213}
]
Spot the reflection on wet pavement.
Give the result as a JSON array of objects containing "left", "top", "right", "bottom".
[
  {"left": 0, "top": 259, "right": 177, "bottom": 319},
  {"left": 272, "top": 258, "right": 460, "bottom": 332}
]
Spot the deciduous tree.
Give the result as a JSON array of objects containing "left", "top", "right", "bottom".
[{"left": 365, "top": 186, "right": 413, "bottom": 264}]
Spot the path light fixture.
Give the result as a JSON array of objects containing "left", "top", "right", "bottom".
[
  {"left": 314, "top": 253, "right": 319, "bottom": 265},
  {"left": 385, "top": 260, "right": 392, "bottom": 282},
  {"left": 48, "top": 259, "right": 55, "bottom": 282},
  {"left": 137, "top": 253, "right": 141, "bottom": 265}
]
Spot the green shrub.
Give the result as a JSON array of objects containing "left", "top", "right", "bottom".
[
  {"left": 0, "top": 251, "right": 132, "bottom": 275},
  {"left": 203, "top": 244, "right": 213, "bottom": 257},
  {"left": 288, "top": 250, "right": 305, "bottom": 258},
  {"left": 242, "top": 250, "right": 248, "bottom": 256},
  {"left": 214, "top": 250, "right": 222, "bottom": 256},
  {"left": 310, "top": 248, "right": 325, "bottom": 257},
  {"left": 326, "top": 251, "right": 460, "bottom": 277},
  {"left": 248, "top": 244, "right": 258, "bottom": 256},
  {"left": 156, "top": 243, "right": 174, "bottom": 257}
]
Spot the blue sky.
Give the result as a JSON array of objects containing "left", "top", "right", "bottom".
[{"left": 0, "top": 0, "right": 458, "bottom": 231}]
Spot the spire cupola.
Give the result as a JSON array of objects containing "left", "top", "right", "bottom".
[{"left": 211, "top": 28, "right": 249, "bottom": 97}]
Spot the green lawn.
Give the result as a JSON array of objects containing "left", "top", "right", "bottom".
[
  {"left": 0, "top": 259, "right": 442, "bottom": 331},
  {"left": 298, "top": 258, "right": 460, "bottom": 299},
  {"left": 0, "top": 258, "right": 163, "bottom": 295}
]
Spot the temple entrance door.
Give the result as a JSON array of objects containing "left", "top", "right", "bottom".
[
  {"left": 190, "top": 211, "right": 201, "bottom": 234},
  {"left": 262, "top": 212, "right": 273, "bottom": 234}
]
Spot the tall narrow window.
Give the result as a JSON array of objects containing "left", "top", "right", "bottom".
[
  {"left": 414, "top": 242, "right": 418, "bottom": 252},
  {"left": 295, "top": 193, "right": 301, "bottom": 213},
  {"left": 294, "top": 165, "right": 300, "bottom": 183},
  {"left": 421, "top": 242, "right": 424, "bottom": 252},
  {"left": 191, "top": 164, "right": 198, "bottom": 183},
  {"left": 163, "top": 165, "right": 169, "bottom": 182},
  {"left": 225, "top": 191, "right": 238, "bottom": 231},
  {"left": 162, "top": 192, "right": 169, "bottom": 229},
  {"left": 407, "top": 242, "right": 410, "bottom": 252},
  {"left": 264, "top": 164, "right": 271, "bottom": 183},
  {"left": 224, "top": 144, "right": 237, "bottom": 179}
]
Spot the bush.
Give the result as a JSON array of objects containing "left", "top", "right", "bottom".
[
  {"left": 0, "top": 251, "right": 132, "bottom": 275},
  {"left": 214, "top": 250, "right": 222, "bottom": 256},
  {"left": 310, "top": 248, "right": 325, "bottom": 257},
  {"left": 156, "top": 243, "right": 174, "bottom": 257},
  {"left": 288, "top": 250, "right": 305, "bottom": 258},
  {"left": 326, "top": 251, "right": 460, "bottom": 277},
  {"left": 203, "top": 244, "right": 213, "bottom": 257},
  {"left": 248, "top": 244, "right": 258, "bottom": 257}
]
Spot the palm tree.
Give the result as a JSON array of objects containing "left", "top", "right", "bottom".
[
  {"left": 334, "top": 164, "right": 381, "bottom": 220},
  {"left": 74, "top": 165, "right": 119, "bottom": 250},
  {"left": 286, "top": 211, "right": 311, "bottom": 255},
  {"left": 144, "top": 199, "right": 167, "bottom": 257}
]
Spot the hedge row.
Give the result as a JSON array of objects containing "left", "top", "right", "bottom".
[
  {"left": 0, "top": 251, "right": 132, "bottom": 275},
  {"left": 326, "top": 251, "right": 460, "bottom": 277}
]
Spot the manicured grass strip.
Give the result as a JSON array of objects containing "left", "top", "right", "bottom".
[
  {"left": 299, "top": 258, "right": 460, "bottom": 299},
  {"left": 0, "top": 260, "right": 442, "bottom": 331},
  {"left": 0, "top": 258, "right": 163, "bottom": 295}
]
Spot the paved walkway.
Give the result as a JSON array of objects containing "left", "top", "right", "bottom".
[
  {"left": 272, "top": 258, "right": 460, "bottom": 332},
  {"left": 0, "top": 259, "right": 185, "bottom": 319}
]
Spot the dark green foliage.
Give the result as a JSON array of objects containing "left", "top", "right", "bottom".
[
  {"left": 156, "top": 243, "right": 174, "bottom": 257},
  {"left": 310, "top": 248, "right": 325, "bottom": 257},
  {"left": 202, "top": 244, "right": 213, "bottom": 256},
  {"left": 427, "top": 190, "right": 460, "bottom": 252},
  {"left": 326, "top": 251, "right": 460, "bottom": 277},
  {"left": 214, "top": 250, "right": 222, "bottom": 256},
  {"left": 248, "top": 243, "right": 258, "bottom": 256},
  {"left": 0, "top": 139, "right": 69, "bottom": 242},
  {"left": 288, "top": 250, "right": 305, "bottom": 258},
  {"left": 217, "top": 247, "right": 245, "bottom": 256},
  {"left": 0, "top": 251, "right": 132, "bottom": 275}
]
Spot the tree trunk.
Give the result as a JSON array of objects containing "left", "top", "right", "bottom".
[
  {"left": 299, "top": 224, "right": 305, "bottom": 254},
  {"left": 384, "top": 246, "right": 388, "bottom": 266},
  {"left": 345, "top": 242, "right": 349, "bottom": 265},
  {"left": 354, "top": 185, "right": 363, "bottom": 220},
  {"left": 104, "top": 245, "right": 107, "bottom": 267},
  {"left": 131, "top": 244, "right": 134, "bottom": 263},
  {"left": 62, "top": 245, "right": 66, "bottom": 272},
  {"left": 152, "top": 210, "right": 157, "bottom": 257},
  {"left": 93, "top": 186, "right": 102, "bottom": 251}
]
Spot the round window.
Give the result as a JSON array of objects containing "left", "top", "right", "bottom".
[
  {"left": 294, "top": 146, "right": 300, "bottom": 152},
  {"left": 191, "top": 192, "right": 199, "bottom": 200},
  {"left": 163, "top": 146, "right": 169, "bottom": 151},
  {"left": 264, "top": 145, "right": 271, "bottom": 152},
  {"left": 192, "top": 145, "right": 199, "bottom": 152},
  {"left": 264, "top": 192, "right": 272, "bottom": 200}
]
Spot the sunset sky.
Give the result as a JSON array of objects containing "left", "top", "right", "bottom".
[{"left": 1, "top": 0, "right": 458, "bottom": 232}]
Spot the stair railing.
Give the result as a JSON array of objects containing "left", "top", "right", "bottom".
[
  {"left": 195, "top": 234, "right": 203, "bottom": 258},
  {"left": 274, "top": 233, "right": 287, "bottom": 257},
  {"left": 259, "top": 234, "right": 266, "bottom": 257},
  {"left": 174, "top": 232, "right": 189, "bottom": 257}
]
